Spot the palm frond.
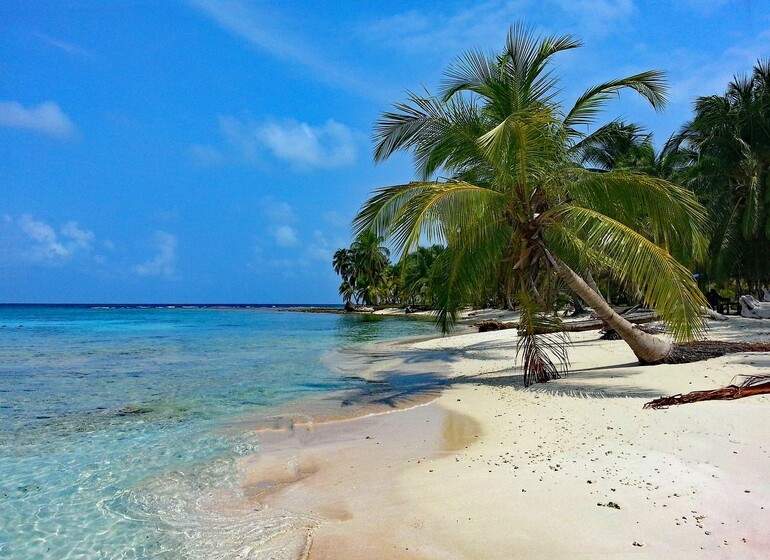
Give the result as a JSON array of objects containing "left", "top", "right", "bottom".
[
  {"left": 353, "top": 180, "right": 505, "bottom": 259},
  {"left": 548, "top": 206, "right": 707, "bottom": 341},
  {"left": 564, "top": 169, "right": 709, "bottom": 261},
  {"left": 708, "top": 201, "right": 744, "bottom": 282},
  {"left": 373, "top": 92, "right": 445, "bottom": 164},
  {"left": 440, "top": 48, "right": 498, "bottom": 101},
  {"left": 516, "top": 293, "right": 570, "bottom": 386},
  {"left": 563, "top": 71, "right": 668, "bottom": 130}
]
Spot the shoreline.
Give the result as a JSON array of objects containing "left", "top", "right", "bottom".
[{"left": 235, "top": 315, "right": 770, "bottom": 559}]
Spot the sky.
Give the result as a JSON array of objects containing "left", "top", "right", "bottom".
[{"left": 1, "top": 0, "right": 768, "bottom": 303}]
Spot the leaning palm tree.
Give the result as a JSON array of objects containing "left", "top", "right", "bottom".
[{"left": 354, "top": 24, "right": 709, "bottom": 385}]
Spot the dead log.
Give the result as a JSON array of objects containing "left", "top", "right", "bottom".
[
  {"left": 600, "top": 306, "right": 651, "bottom": 339},
  {"left": 644, "top": 374, "right": 770, "bottom": 409},
  {"left": 533, "top": 312, "right": 657, "bottom": 335},
  {"left": 477, "top": 311, "right": 657, "bottom": 335},
  {"left": 601, "top": 323, "right": 664, "bottom": 340}
]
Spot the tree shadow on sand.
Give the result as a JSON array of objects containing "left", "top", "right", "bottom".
[{"left": 330, "top": 348, "right": 668, "bottom": 411}]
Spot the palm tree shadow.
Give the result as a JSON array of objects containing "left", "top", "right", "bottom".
[
  {"left": 571, "top": 361, "right": 640, "bottom": 373},
  {"left": 331, "top": 343, "right": 662, "bottom": 410}
]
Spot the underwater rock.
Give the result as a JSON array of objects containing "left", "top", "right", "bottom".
[{"left": 117, "top": 406, "right": 151, "bottom": 415}]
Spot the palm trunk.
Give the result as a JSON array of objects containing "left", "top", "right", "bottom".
[
  {"left": 584, "top": 269, "right": 611, "bottom": 331},
  {"left": 549, "top": 254, "right": 671, "bottom": 363}
]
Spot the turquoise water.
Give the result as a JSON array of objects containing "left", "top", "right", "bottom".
[{"left": 0, "top": 305, "right": 438, "bottom": 559}]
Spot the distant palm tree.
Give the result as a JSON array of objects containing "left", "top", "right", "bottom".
[
  {"left": 678, "top": 59, "right": 770, "bottom": 287},
  {"left": 579, "top": 122, "right": 695, "bottom": 181},
  {"left": 332, "top": 247, "right": 357, "bottom": 303},
  {"left": 355, "top": 24, "right": 708, "bottom": 384}
]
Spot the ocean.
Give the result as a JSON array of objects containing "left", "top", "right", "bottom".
[{"left": 0, "top": 305, "right": 439, "bottom": 559}]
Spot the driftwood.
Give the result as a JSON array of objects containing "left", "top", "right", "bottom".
[
  {"left": 644, "top": 374, "right": 770, "bottom": 409},
  {"left": 599, "top": 307, "right": 657, "bottom": 339},
  {"left": 542, "top": 312, "right": 657, "bottom": 335},
  {"left": 702, "top": 306, "right": 728, "bottom": 321}
]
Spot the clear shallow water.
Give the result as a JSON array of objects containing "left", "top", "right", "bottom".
[{"left": 0, "top": 305, "right": 438, "bottom": 559}]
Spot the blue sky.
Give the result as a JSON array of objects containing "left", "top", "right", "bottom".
[{"left": 1, "top": 0, "right": 768, "bottom": 303}]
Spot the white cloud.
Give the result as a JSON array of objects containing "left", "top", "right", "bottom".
[
  {"left": 9, "top": 214, "right": 94, "bottom": 264},
  {"left": 549, "top": 0, "right": 635, "bottom": 35},
  {"left": 247, "top": 245, "right": 303, "bottom": 277},
  {"left": 18, "top": 215, "right": 68, "bottom": 259},
  {"left": 363, "top": 0, "right": 635, "bottom": 55},
  {"left": 34, "top": 32, "right": 92, "bottom": 58},
  {"left": 668, "top": 28, "right": 770, "bottom": 104},
  {"left": 249, "top": 227, "right": 347, "bottom": 277},
  {"left": 674, "top": 0, "right": 730, "bottom": 14},
  {"left": 217, "top": 115, "right": 261, "bottom": 162},
  {"left": 0, "top": 101, "right": 77, "bottom": 138},
  {"left": 61, "top": 221, "right": 95, "bottom": 250},
  {"left": 273, "top": 225, "right": 298, "bottom": 247},
  {"left": 323, "top": 211, "right": 348, "bottom": 228},
  {"left": 189, "top": 0, "right": 380, "bottom": 100},
  {"left": 134, "top": 231, "right": 178, "bottom": 279},
  {"left": 260, "top": 197, "right": 296, "bottom": 222},
  {"left": 364, "top": 3, "right": 523, "bottom": 55},
  {"left": 306, "top": 230, "right": 334, "bottom": 262},
  {"left": 256, "top": 118, "right": 356, "bottom": 169},
  {"left": 200, "top": 115, "right": 357, "bottom": 170}
]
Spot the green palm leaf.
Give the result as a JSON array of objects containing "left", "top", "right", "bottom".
[
  {"left": 353, "top": 180, "right": 505, "bottom": 258},
  {"left": 565, "top": 169, "right": 709, "bottom": 260},
  {"left": 564, "top": 71, "right": 668, "bottom": 130},
  {"left": 547, "top": 206, "right": 707, "bottom": 341}
]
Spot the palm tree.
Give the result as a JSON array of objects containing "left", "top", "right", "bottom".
[
  {"left": 355, "top": 24, "right": 708, "bottom": 384},
  {"left": 333, "top": 247, "right": 357, "bottom": 303},
  {"left": 678, "top": 59, "right": 770, "bottom": 288}
]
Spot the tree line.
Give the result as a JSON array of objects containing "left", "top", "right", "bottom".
[{"left": 333, "top": 234, "right": 444, "bottom": 308}]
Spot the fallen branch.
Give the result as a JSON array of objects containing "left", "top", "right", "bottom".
[{"left": 644, "top": 374, "right": 770, "bottom": 409}]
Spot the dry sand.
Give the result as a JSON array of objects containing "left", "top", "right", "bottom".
[{"left": 241, "top": 315, "right": 770, "bottom": 559}]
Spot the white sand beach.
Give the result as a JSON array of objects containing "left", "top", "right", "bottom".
[{"left": 241, "top": 315, "right": 770, "bottom": 559}]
